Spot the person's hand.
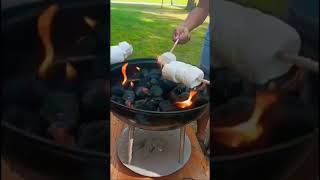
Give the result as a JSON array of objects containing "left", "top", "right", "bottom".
[{"left": 172, "top": 25, "right": 190, "bottom": 44}]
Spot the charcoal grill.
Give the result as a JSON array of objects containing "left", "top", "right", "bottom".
[{"left": 111, "top": 58, "right": 209, "bottom": 177}]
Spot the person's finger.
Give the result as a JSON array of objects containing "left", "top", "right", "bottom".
[
  {"left": 172, "top": 29, "right": 179, "bottom": 41},
  {"left": 173, "top": 29, "right": 183, "bottom": 41},
  {"left": 178, "top": 32, "right": 189, "bottom": 44}
]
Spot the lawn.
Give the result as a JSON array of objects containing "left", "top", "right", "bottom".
[
  {"left": 111, "top": 4, "right": 209, "bottom": 65},
  {"left": 112, "top": 0, "right": 189, "bottom": 6},
  {"left": 112, "top": 0, "right": 287, "bottom": 16}
]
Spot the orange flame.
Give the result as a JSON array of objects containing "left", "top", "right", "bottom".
[
  {"left": 38, "top": 4, "right": 59, "bottom": 79},
  {"left": 37, "top": 4, "right": 77, "bottom": 80},
  {"left": 175, "top": 90, "right": 198, "bottom": 109},
  {"left": 121, "top": 63, "right": 129, "bottom": 86},
  {"left": 213, "top": 91, "right": 278, "bottom": 148}
]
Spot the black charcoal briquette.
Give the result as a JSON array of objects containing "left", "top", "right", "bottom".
[
  {"left": 134, "top": 99, "right": 147, "bottom": 109},
  {"left": 150, "top": 85, "right": 163, "bottom": 97},
  {"left": 135, "top": 86, "right": 150, "bottom": 98},
  {"left": 158, "top": 79, "right": 176, "bottom": 94},
  {"left": 159, "top": 100, "right": 176, "bottom": 112},
  {"left": 150, "top": 78, "right": 159, "bottom": 85},
  {"left": 122, "top": 90, "right": 135, "bottom": 101}
]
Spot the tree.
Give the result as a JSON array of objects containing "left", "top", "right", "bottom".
[{"left": 186, "top": 0, "right": 196, "bottom": 11}]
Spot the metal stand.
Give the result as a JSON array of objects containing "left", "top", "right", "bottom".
[
  {"left": 128, "top": 126, "right": 135, "bottom": 165},
  {"left": 117, "top": 126, "right": 191, "bottom": 177},
  {"left": 179, "top": 127, "right": 185, "bottom": 164}
]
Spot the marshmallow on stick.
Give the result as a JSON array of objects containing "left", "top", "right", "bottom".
[
  {"left": 159, "top": 52, "right": 177, "bottom": 64},
  {"left": 158, "top": 38, "right": 208, "bottom": 88},
  {"left": 158, "top": 38, "right": 179, "bottom": 64},
  {"left": 213, "top": 0, "right": 302, "bottom": 84},
  {"left": 110, "top": 41, "right": 133, "bottom": 64},
  {"left": 160, "top": 60, "right": 205, "bottom": 88}
]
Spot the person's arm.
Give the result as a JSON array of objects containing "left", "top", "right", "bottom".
[
  {"left": 182, "top": 0, "right": 209, "bottom": 32},
  {"left": 173, "top": 0, "right": 209, "bottom": 43}
]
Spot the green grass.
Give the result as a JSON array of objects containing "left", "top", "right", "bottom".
[
  {"left": 111, "top": 4, "right": 208, "bottom": 65},
  {"left": 112, "top": 0, "right": 188, "bottom": 6}
]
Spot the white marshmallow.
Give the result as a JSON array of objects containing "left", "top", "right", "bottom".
[
  {"left": 183, "top": 66, "right": 204, "bottom": 88},
  {"left": 213, "top": 0, "right": 301, "bottom": 84},
  {"left": 118, "top": 41, "right": 133, "bottom": 58},
  {"left": 162, "top": 61, "right": 205, "bottom": 88},
  {"left": 111, "top": 46, "right": 126, "bottom": 64},
  {"left": 111, "top": 41, "right": 133, "bottom": 64},
  {"left": 162, "top": 61, "right": 185, "bottom": 83},
  {"left": 159, "top": 52, "right": 176, "bottom": 64},
  {"left": 175, "top": 63, "right": 193, "bottom": 84}
]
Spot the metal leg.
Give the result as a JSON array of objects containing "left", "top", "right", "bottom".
[
  {"left": 128, "top": 126, "right": 135, "bottom": 165},
  {"left": 179, "top": 126, "right": 186, "bottom": 164}
]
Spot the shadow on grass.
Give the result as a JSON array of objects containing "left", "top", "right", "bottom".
[{"left": 111, "top": 3, "right": 190, "bottom": 17}]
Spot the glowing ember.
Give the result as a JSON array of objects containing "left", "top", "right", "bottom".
[
  {"left": 136, "top": 66, "right": 141, "bottom": 71},
  {"left": 121, "top": 63, "right": 129, "bottom": 85},
  {"left": 37, "top": 4, "right": 59, "bottom": 79},
  {"left": 175, "top": 90, "right": 198, "bottom": 108},
  {"left": 83, "top": 16, "right": 97, "bottom": 29},
  {"left": 213, "top": 91, "right": 278, "bottom": 148},
  {"left": 130, "top": 81, "right": 134, "bottom": 88}
]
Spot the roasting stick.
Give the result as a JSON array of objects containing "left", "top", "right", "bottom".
[
  {"left": 170, "top": 38, "right": 180, "bottom": 53},
  {"left": 170, "top": 39, "right": 210, "bottom": 85},
  {"left": 277, "top": 52, "right": 319, "bottom": 73},
  {"left": 199, "top": 78, "right": 210, "bottom": 85}
]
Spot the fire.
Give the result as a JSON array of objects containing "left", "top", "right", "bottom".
[
  {"left": 121, "top": 63, "right": 129, "bottom": 85},
  {"left": 213, "top": 91, "right": 278, "bottom": 148},
  {"left": 136, "top": 66, "right": 141, "bottom": 71},
  {"left": 37, "top": 4, "right": 77, "bottom": 80},
  {"left": 175, "top": 90, "right": 198, "bottom": 109},
  {"left": 37, "top": 4, "right": 59, "bottom": 79}
]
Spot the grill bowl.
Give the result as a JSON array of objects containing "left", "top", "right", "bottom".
[
  {"left": 2, "top": 1, "right": 109, "bottom": 179},
  {"left": 111, "top": 58, "right": 209, "bottom": 131}
]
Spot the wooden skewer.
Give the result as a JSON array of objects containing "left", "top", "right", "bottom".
[
  {"left": 198, "top": 78, "right": 210, "bottom": 85},
  {"left": 170, "top": 39, "right": 180, "bottom": 53},
  {"left": 193, "top": 81, "right": 207, "bottom": 91},
  {"left": 277, "top": 51, "right": 319, "bottom": 73}
]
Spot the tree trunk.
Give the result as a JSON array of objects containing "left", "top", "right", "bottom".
[{"left": 186, "top": 0, "right": 196, "bottom": 11}]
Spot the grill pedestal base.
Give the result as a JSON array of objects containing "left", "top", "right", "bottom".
[{"left": 117, "top": 127, "right": 191, "bottom": 177}]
